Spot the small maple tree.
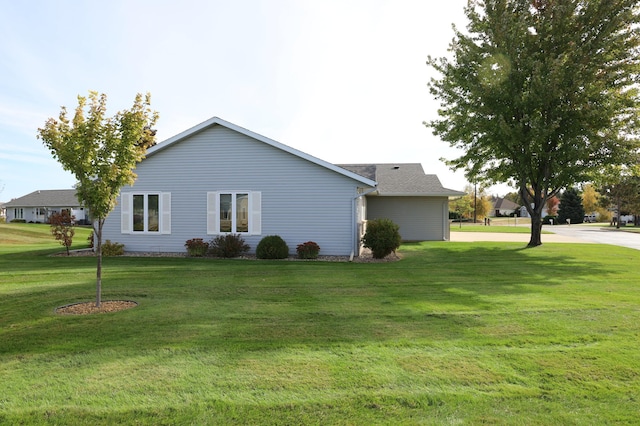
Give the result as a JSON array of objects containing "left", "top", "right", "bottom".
[{"left": 50, "top": 210, "right": 75, "bottom": 256}]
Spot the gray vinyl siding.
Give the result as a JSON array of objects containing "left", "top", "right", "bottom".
[
  {"left": 103, "top": 125, "right": 363, "bottom": 255},
  {"left": 366, "top": 196, "right": 448, "bottom": 241}
]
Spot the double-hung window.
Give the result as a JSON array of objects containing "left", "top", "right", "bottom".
[
  {"left": 207, "top": 191, "right": 261, "bottom": 235},
  {"left": 121, "top": 192, "right": 171, "bottom": 234}
]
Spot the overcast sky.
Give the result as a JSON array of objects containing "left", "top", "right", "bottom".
[{"left": 0, "top": 0, "right": 513, "bottom": 202}]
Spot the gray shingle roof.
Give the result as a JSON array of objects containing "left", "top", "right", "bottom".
[
  {"left": 492, "top": 196, "right": 520, "bottom": 210},
  {"left": 338, "top": 163, "right": 465, "bottom": 197},
  {"left": 4, "top": 189, "right": 82, "bottom": 208}
]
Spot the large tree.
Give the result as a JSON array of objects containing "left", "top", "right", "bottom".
[
  {"left": 38, "top": 92, "right": 158, "bottom": 306},
  {"left": 426, "top": 0, "right": 640, "bottom": 246},
  {"left": 598, "top": 170, "right": 640, "bottom": 227}
]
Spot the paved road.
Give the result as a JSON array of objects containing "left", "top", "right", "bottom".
[
  {"left": 545, "top": 224, "right": 640, "bottom": 251},
  {"left": 451, "top": 224, "right": 640, "bottom": 251}
]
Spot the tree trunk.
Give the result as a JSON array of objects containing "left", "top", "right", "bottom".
[
  {"left": 95, "top": 220, "right": 103, "bottom": 307},
  {"left": 520, "top": 184, "right": 546, "bottom": 247},
  {"left": 529, "top": 213, "right": 543, "bottom": 247}
]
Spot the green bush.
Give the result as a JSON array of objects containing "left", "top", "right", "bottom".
[
  {"left": 102, "top": 240, "right": 125, "bottom": 256},
  {"left": 256, "top": 235, "right": 289, "bottom": 259},
  {"left": 185, "top": 238, "right": 209, "bottom": 257},
  {"left": 10, "top": 219, "right": 26, "bottom": 223},
  {"left": 362, "top": 218, "right": 401, "bottom": 259},
  {"left": 296, "top": 241, "right": 320, "bottom": 259},
  {"left": 543, "top": 215, "right": 557, "bottom": 225},
  {"left": 209, "top": 234, "right": 250, "bottom": 258}
]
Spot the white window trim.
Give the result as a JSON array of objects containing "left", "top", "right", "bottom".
[
  {"left": 207, "top": 191, "right": 261, "bottom": 235},
  {"left": 121, "top": 192, "right": 171, "bottom": 235}
]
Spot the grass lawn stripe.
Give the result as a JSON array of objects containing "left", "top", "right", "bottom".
[{"left": 1, "top": 223, "right": 639, "bottom": 424}]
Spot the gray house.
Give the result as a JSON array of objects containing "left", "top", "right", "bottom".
[
  {"left": 103, "top": 117, "right": 462, "bottom": 256},
  {"left": 4, "top": 189, "right": 89, "bottom": 223}
]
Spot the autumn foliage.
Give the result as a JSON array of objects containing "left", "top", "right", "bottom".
[{"left": 49, "top": 210, "right": 75, "bottom": 255}]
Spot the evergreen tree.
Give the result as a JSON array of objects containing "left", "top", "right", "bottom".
[{"left": 558, "top": 188, "right": 585, "bottom": 225}]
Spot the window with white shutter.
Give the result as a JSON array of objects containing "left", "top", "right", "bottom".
[
  {"left": 121, "top": 192, "right": 171, "bottom": 234},
  {"left": 207, "top": 191, "right": 261, "bottom": 235}
]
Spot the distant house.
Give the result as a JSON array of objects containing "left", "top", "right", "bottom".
[
  {"left": 3, "top": 189, "right": 89, "bottom": 224},
  {"left": 491, "top": 196, "right": 520, "bottom": 216},
  {"left": 519, "top": 205, "right": 549, "bottom": 219},
  {"left": 102, "top": 117, "right": 463, "bottom": 256}
]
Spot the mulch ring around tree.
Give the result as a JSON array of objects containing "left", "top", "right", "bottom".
[{"left": 55, "top": 300, "right": 138, "bottom": 315}]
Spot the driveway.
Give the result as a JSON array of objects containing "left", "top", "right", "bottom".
[
  {"left": 543, "top": 224, "right": 640, "bottom": 251},
  {"left": 450, "top": 224, "right": 640, "bottom": 251}
]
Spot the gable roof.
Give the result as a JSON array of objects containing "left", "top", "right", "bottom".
[
  {"left": 146, "top": 116, "right": 377, "bottom": 188},
  {"left": 338, "top": 163, "right": 465, "bottom": 197},
  {"left": 4, "top": 189, "right": 81, "bottom": 208},
  {"left": 492, "top": 196, "right": 520, "bottom": 210}
]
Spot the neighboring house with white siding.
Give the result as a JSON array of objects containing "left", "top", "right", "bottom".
[
  {"left": 4, "top": 189, "right": 89, "bottom": 224},
  {"left": 102, "top": 117, "right": 462, "bottom": 256}
]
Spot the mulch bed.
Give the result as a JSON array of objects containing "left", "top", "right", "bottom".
[
  {"left": 55, "top": 300, "right": 138, "bottom": 315},
  {"left": 53, "top": 249, "right": 401, "bottom": 263}
]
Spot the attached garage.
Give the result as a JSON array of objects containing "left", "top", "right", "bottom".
[
  {"left": 339, "top": 164, "right": 464, "bottom": 241},
  {"left": 366, "top": 196, "right": 450, "bottom": 241}
]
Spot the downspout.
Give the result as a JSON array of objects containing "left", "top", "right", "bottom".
[
  {"left": 443, "top": 200, "right": 449, "bottom": 241},
  {"left": 351, "top": 187, "right": 377, "bottom": 260}
]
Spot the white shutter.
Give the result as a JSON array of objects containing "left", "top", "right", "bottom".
[
  {"left": 207, "top": 192, "right": 218, "bottom": 234},
  {"left": 161, "top": 193, "right": 171, "bottom": 234},
  {"left": 120, "top": 193, "right": 132, "bottom": 234},
  {"left": 250, "top": 191, "right": 261, "bottom": 235}
]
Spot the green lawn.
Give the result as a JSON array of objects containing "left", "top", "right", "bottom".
[
  {"left": 450, "top": 224, "right": 537, "bottom": 233},
  {"left": 450, "top": 217, "right": 536, "bottom": 233},
  {"left": 1, "top": 224, "right": 640, "bottom": 424}
]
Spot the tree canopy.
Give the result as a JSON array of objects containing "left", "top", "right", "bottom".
[
  {"left": 426, "top": 0, "right": 640, "bottom": 246},
  {"left": 38, "top": 92, "right": 158, "bottom": 306}
]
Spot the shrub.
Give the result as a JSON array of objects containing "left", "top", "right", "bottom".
[
  {"left": 102, "top": 240, "right": 125, "bottom": 256},
  {"left": 10, "top": 219, "right": 26, "bottom": 223},
  {"left": 88, "top": 231, "right": 94, "bottom": 249},
  {"left": 256, "top": 235, "right": 289, "bottom": 259},
  {"left": 296, "top": 241, "right": 320, "bottom": 259},
  {"left": 185, "top": 238, "right": 209, "bottom": 257},
  {"left": 362, "top": 218, "right": 401, "bottom": 259},
  {"left": 543, "top": 215, "right": 557, "bottom": 225},
  {"left": 209, "top": 234, "right": 250, "bottom": 258}
]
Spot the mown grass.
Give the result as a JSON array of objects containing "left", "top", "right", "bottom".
[
  {"left": 1, "top": 224, "right": 640, "bottom": 424},
  {"left": 0, "top": 223, "right": 92, "bottom": 254},
  {"left": 450, "top": 224, "right": 535, "bottom": 233}
]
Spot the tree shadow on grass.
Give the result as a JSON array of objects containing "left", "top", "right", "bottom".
[{"left": 0, "top": 243, "right": 630, "bottom": 357}]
